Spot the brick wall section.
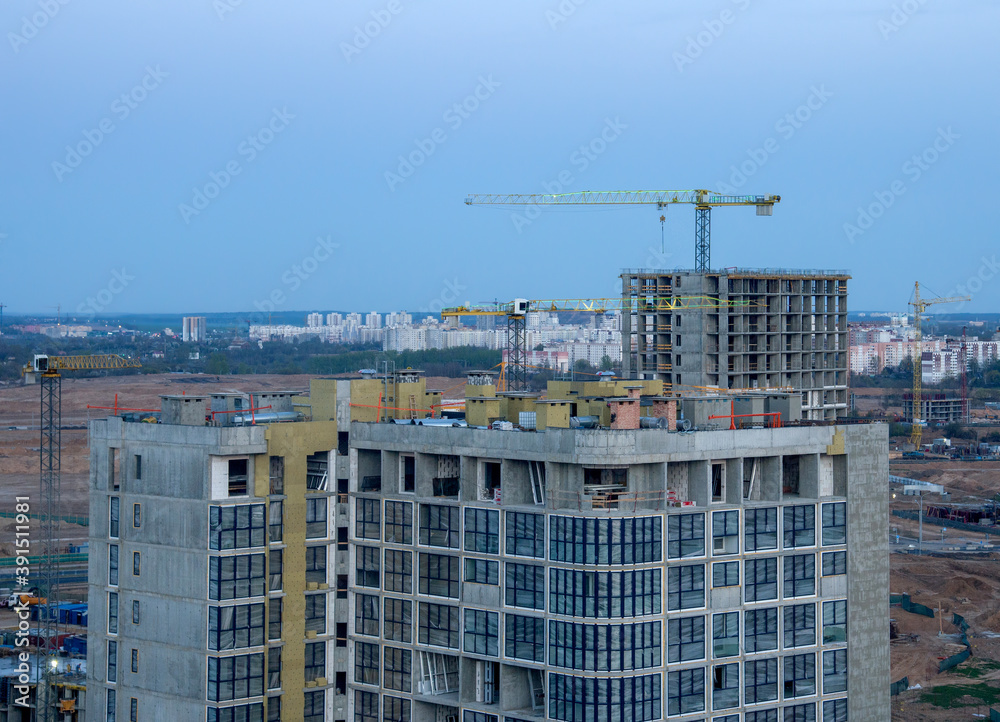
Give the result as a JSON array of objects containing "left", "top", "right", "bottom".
[{"left": 609, "top": 399, "right": 640, "bottom": 429}]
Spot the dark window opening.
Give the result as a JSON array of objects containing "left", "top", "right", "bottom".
[
  {"left": 228, "top": 459, "right": 249, "bottom": 496},
  {"left": 402, "top": 456, "right": 415, "bottom": 493},
  {"left": 337, "top": 432, "right": 349, "bottom": 457}
]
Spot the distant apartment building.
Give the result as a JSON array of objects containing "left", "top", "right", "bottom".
[
  {"left": 183, "top": 316, "right": 207, "bottom": 343},
  {"left": 621, "top": 270, "right": 849, "bottom": 420},
  {"left": 307, "top": 313, "right": 325, "bottom": 328}
]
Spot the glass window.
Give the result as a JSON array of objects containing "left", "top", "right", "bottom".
[
  {"left": 208, "top": 603, "right": 265, "bottom": 651},
  {"left": 106, "top": 689, "right": 116, "bottom": 722},
  {"left": 549, "top": 568, "right": 661, "bottom": 618},
  {"left": 269, "top": 549, "right": 282, "bottom": 592},
  {"left": 712, "top": 510, "right": 739, "bottom": 555},
  {"left": 505, "top": 614, "right": 544, "bottom": 662},
  {"left": 356, "top": 546, "right": 379, "bottom": 588},
  {"left": 108, "top": 592, "right": 118, "bottom": 635},
  {"left": 745, "top": 507, "right": 778, "bottom": 551},
  {"left": 384, "top": 646, "right": 411, "bottom": 693},
  {"left": 207, "top": 653, "right": 264, "bottom": 701},
  {"left": 306, "top": 498, "right": 327, "bottom": 539},
  {"left": 418, "top": 553, "right": 460, "bottom": 598},
  {"left": 210, "top": 504, "right": 267, "bottom": 550},
  {"left": 305, "top": 594, "right": 326, "bottom": 635},
  {"left": 384, "top": 696, "right": 411, "bottom": 722},
  {"left": 133, "top": 503, "right": 141, "bottom": 528},
  {"left": 667, "top": 564, "right": 705, "bottom": 610},
  {"left": 822, "top": 551, "right": 846, "bottom": 577},
  {"left": 823, "top": 649, "right": 847, "bottom": 694},
  {"left": 746, "top": 557, "right": 778, "bottom": 602},
  {"left": 354, "top": 641, "right": 379, "bottom": 686},
  {"left": 384, "top": 550, "right": 412, "bottom": 594},
  {"left": 668, "top": 616, "right": 705, "bottom": 663},
  {"left": 418, "top": 603, "right": 460, "bottom": 648},
  {"left": 353, "top": 690, "right": 377, "bottom": 722},
  {"left": 209, "top": 554, "right": 266, "bottom": 601},
  {"left": 110, "top": 497, "right": 120, "bottom": 539},
  {"left": 464, "top": 712, "right": 498, "bottom": 722},
  {"left": 784, "top": 603, "right": 816, "bottom": 649},
  {"left": 713, "top": 561, "right": 739, "bottom": 587},
  {"left": 713, "top": 612, "right": 739, "bottom": 658},
  {"left": 267, "top": 646, "right": 281, "bottom": 690},
  {"left": 548, "top": 674, "right": 661, "bottom": 722},
  {"left": 505, "top": 511, "right": 544, "bottom": 558},
  {"left": 784, "top": 703, "right": 816, "bottom": 722},
  {"left": 384, "top": 597, "right": 412, "bottom": 643},
  {"left": 385, "top": 501, "right": 412, "bottom": 544},
  {"left": 747, "top": 711, "right": 779, "bottom": 722},
  {"left": 356, "top": 498, "right": 380, "bottom": 540},
  {"left": 550, "top": 516, "right": 662, "bottom": 565},
  {"left": 784, "top": 554, "right": 816, "bottom": 598},
  {"left": 667, "top": 667, "right": 705, "bottom": 716},
  {"left": 549, "top": 620, "right": 661, "bottom": 671},
  {"left": 305, "top": 641, "right": 325, "bottom": 681},
  {"left": 465, "top": 507, "right": 500, "bottom": 553},
  {"left": 823, "top": 600, "right": 847, "bottom": 643},
  {"left": 821, "top": 502, "right": 846, "bottom": 545},
  {"left": 668, "top": 513, "right": 706, "bottom": 559},
  {"left": 107, "top": 640, "right": 117, "bottom": 683},
  {"left": 109, "top": 545, "right": 119, "bottom": 586},
  {"left": 306, "top": 546, "right": 326, "bottom": 585},
  {"left": 355, "top": 594, "right": 379, "bottom": 637},
  {"left": 268, "top": 500, "right": 282, "bottom": 543},
  {"left": 745, "top": 608, "right": 778, "bottom": 653},
  {"left": 419, "top": 504, "right": 460, "bottom": 548},
  {"left": 783, "top": 505, "right": 815, "bottom": 548},
  {"left": 745, "top": 657, "right": 779, "bottom": 704},
  {"left": 268, "top": 598, "right": 281, "bottom": 641},
  {"left": 463, "top": 609, "right": 499, "bottom": 657},
  {"left": 208, "top": 704, "right": 266, "bottom": 722},
  {"left": 506, "top": 563, "right": 545, "bottom": 610},
  {"left": 133, "top": 551, "right": 141, "bottom": 576},
  {"left": 712, "top": 663, "right": 740, "bottom": 710},
  {"left": 465, "top": 558, "right": 499, "bottom": 585},
  {"left": 783, "top": 653, "right": 816, "bottom": 699},
  {"left": 823, "top": 697, "right": 847, "bottom": 722}
]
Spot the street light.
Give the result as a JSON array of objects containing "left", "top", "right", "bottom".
[{"left": 903, "top": 483, "right": 947, "bottom": 554}]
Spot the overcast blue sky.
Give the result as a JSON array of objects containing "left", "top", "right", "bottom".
[{"left": 2, "top": 0, "right": 998, "bottom": 318}]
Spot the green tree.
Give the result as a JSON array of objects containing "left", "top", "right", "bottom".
[
  {"left": 600, "top": 355, "right": 614, "bottom": 371},
  {"left": 205, "top": 352, "right": 230, "bottom": 375}
]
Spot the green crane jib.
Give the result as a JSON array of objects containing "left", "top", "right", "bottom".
[{"left": 465, "top": 190, "right": 781, "bottom": 272}]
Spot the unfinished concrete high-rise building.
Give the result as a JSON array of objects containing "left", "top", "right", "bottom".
[{"left": 620, "top": 270, "right": 850, "bottom": 420}]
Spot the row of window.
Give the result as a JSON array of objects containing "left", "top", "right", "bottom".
[
  {"left": 352, "top": 598, "right": 847, "bottom": 666},
  {"left": 349, "top": 690, "right": 847, "bottom": 722},
  {"left": 356, "top": 549, "right": 846, "bottom": 613}
]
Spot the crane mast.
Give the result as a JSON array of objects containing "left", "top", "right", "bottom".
[{"left": 23, "top": 354, "right": 140, "bottom": 722}]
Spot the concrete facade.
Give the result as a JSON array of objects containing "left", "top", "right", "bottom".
[
  {"left": 620, "top": 270, "right": 850, "bottom": 420},
  {"left": 346, "top": 421, "right": 889, "bottom": 722}
]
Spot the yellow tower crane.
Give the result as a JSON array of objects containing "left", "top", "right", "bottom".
[
  {"left": 22, "top": 353, "right": 140, "bottom": 722},
  {"left": 465, "top": 189, "right": 780, "bottom": 271},
  {"left": 909, "top": 284, "right": 969, "bottom": 449},
  {"left": 443, "top": 296, "right": 756, "bottom": 391}
]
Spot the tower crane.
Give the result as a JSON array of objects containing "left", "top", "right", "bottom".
[
  {"left": 465, "top": 189, "right": 781, "bottom": 272},
  {"left": 443, "top": 296, "right": 755, "bottom": 392},
  {"left": 909, "top": 284, "right": 968, "bottom": 449},
  {"left": 21, "top": 353, "right": 140, "bottom": 722}
]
